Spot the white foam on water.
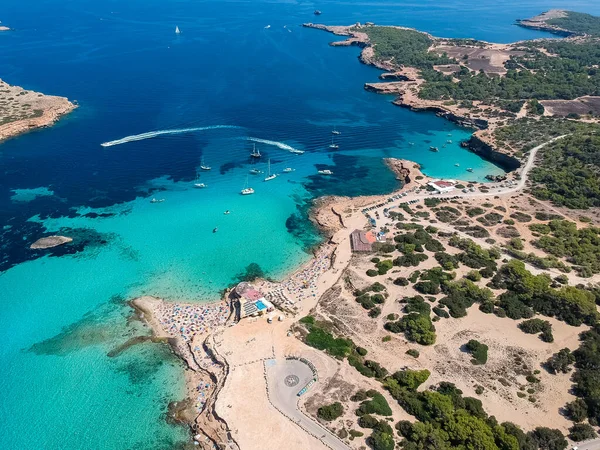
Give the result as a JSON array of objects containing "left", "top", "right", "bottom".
[
  {"left": 246, "top": 137, "right": 303, "bottom": 153},
  {"left": 101, "top": 125, "right": 242, "bottom": 147}
]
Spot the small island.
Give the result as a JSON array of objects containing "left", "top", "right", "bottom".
[
  {"left": 0, "top": 79, "right": 76, "bottom": 143},
  {"left": 30, "top": 235, "right": 73, "bottom": 250}
]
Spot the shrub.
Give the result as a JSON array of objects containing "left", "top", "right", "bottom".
[
  {"left": 568, "top": 423, "right": 597, "bottom": 442},
  {"left": 465, "top": 270, "right": 482, "bottom": 281},
  {"left": 356, "top": 347, "right": 368, "bottom": 356},
  {"left": 358, "top": 414, "right": 378, "bottom": 428},
  {"left": 349, "top": 429, "right": 364, "bottom": 439},
  {"left": 368, "top": 430, "right": 395, "bottom": 450},
  {"left": 351, "top": 390, "right": 368, "bottom": 402},
  {"left": 564, "top": 399, "right": 588, "bottom": 423},
  {"left": 406, "top": 349, "right": 420, "bottom": 358},
  {"left": 393, "top": 277, "right": 409, "bottom": 286},
  {"left": 527, "top": 427, "right": 567, "bottom": 450},
  {"left": 317, "top": 402, "right": 344, "bottom": 421},
  {"left": 366, "top": 269, "right": 378, "bottom": 277},
  {"left": 389, "top": 369, "right": 430, "bottom": 391},
  {"left": 465, "top": 339, "right": 488, "bottom": 365},
  {"left": 358, "top": 392, "right": 393, "bottom": 416}
]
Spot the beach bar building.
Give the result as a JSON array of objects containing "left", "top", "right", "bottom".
[
  {"left": 427, "top": 179, "right": 457, "bottom": 194},
  {"left": 233, "top": 282, "right": 275, "bottom": 319},
  {"left": 350, "top": 229, "right": 377, "bottom": 253}
]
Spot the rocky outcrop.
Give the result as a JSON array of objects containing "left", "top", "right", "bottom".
[
  {"left": 30, "top": 235, "right": 73, "bottom": 249},
  {"left": 465, "top": 133, "right": 521, "bottom": 171}
]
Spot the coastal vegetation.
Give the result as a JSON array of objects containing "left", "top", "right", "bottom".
[
  {"left": 544, "top": 11, "right": 600, "bottom": 36},
  {"left": 317, "top": 402, "right": 344, "bottom": 421},
  {"left": 465, "top": 339, "right": 488, "bottom": 365},
  {"left": 530, "top": 220, "right": 600, "bottom": 275},
  {"left": 529, "top": 133, "right": 600, "bottom": 209}
]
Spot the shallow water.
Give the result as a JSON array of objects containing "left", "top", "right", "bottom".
[{"left": 1, "top": 0, "right": 600, "bottom": 448}]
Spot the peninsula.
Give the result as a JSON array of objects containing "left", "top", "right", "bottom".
[
  {"left": 127, "top": 10, "right": 600, "bottom": 450},
  {"left": 0, "top": 79, "right": 76, "bottom": 143}
]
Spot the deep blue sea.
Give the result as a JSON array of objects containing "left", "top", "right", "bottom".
[{"left": 1, "top": 0, "right": 600, "bottom": 448}]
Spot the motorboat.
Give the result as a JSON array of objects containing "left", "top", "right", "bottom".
[
  {"left": 318, "top": 169, "right": 333, "bottom": 175},
  {"left": 282, "top": 167, "right": 294, "bottom": 173},
  {"left": 429, "top": 146, "right": 439, "bottom": 152}
]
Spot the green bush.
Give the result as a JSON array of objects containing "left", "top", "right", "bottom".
[
  {"left": 366, "top": 269, "right": 378, "bottom": 277},
  {"left": 358, "top": 414, "right": 378, "bottom": 428},
  {"left": 393, "top": 277, "right": 409, "bottom": 286},
  {"left": 317, "top": 402, "right": 344, "bottom": 421},
  {"left": 465, "top": 339, "right": 488, "bottom": 365},
  {"left": 406, "top": 349, "right": 420, "bottom": 358},
  {"left": 568, "top": 423, "right": 597, "bottom": 442},
  {"left": 358, "top": 392, "right": 393, "bottom": 416}
]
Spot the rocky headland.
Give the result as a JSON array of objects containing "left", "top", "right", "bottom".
[
  {"left": 516, "top": 10, "right": 573, "bottom": 36},
  {"left": 0, "top": 79, "right": 76, "bottom": 143}
]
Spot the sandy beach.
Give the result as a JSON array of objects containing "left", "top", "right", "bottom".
[{"left": 132, "top": 145, "right": 595, "bottom": 449}]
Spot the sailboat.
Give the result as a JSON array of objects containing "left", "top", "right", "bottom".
[
  {"left": 241, "top": 176, "right": 254, "bottom": 195},
  {"left": 175, "top": 26, "right": 181, "bottom": 34},
  {"left": 329, "top": 136, "right": 339, "bottom": 149},
  {"left": 200, "top": 157, "right": 211, "bottom": 171},
  {"left": 332, "top": 126, "right": 341, "bottom": 135},
  {"left": 264, "top": 159, "right": 277, "bottom": 181},
  {"left": 194, "top": 169, "right": 207, "bottom": 188},
  {"left": 250, "top": 144, "right": 261, "bottom": 158}
]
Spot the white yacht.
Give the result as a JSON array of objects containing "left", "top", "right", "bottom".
[
  {"left": 282, "top": 167, "right": 294, "bottom": 173},
  {"left": 200, "top": 157, "right": 211, "bottom": 171},
  {"left": 329, "top": 136, "right": 339, "bottom": 149},
  {"left": 318, "top": 169, "right": 333, "bottom": 175},
  {"left": 249, "top": 168, "right": 262, "bottom": 174},
  {"left": 241, "top": 176, "right": 254, "bottom": 195},
  {"left": 175, "top": 26, "right": 181, "bottom": 34},
  {"left": 332, "top": 127, "right": 341, "bottom": 135},
  {"left": 290, "top": 149, "right": 305, "bottom": 154},
  {"left": 264, "top": 159, "right": 277, "bottom": 181}
]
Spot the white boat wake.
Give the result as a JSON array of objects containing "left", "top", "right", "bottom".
[
  {"left": 101, "top": 125, "right": 242, "bottom": 147},
  {"left": 246, "top": 137, "right": 304, "bottom": 154}
]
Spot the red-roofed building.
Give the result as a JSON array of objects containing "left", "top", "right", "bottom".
[
  {"left": 427, "top": 179, "right": 457, "bottom": 193},
  {"left": 350, "top": 229, "right": 376, "bottom": 252}
]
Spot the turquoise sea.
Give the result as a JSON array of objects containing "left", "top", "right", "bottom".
[{"left": 1, "top": 0, "right": 600, "bottom": 448}]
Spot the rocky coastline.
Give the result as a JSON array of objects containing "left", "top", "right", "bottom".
[
  {"left": 304, "top": 22, "right": 528, "bottom": 173},
  {"left": 516, "top": 10, "right": 574, "bottom": 36},
  {"left": 0, "top": 79, "right": 76, "bottom": 144}
]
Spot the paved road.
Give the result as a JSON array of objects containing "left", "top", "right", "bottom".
[
  {"left": 572, "top": 439, "right": 600, "bottom": 450},
  {"left": 425, "top": 134, "right": 568, "bottom": 199},
  {"left": 265, "top": 359, "right": 351, "bottom": 450}
]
